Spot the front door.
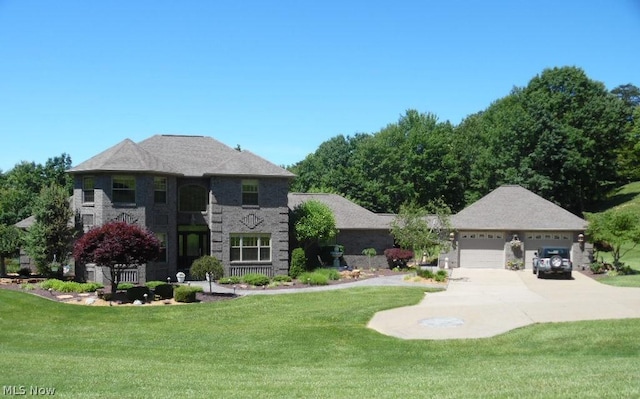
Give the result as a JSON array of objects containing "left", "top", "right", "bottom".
[{"left": 178, "top": 225, "right": 210, "bottom": 274}]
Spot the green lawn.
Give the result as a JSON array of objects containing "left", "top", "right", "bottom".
[{"left": 1, "top": 288, "right": 639, "bottom": 398}]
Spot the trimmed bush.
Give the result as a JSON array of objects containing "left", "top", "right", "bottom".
[
  {"left": 153, "top": 283, "right": 174, "bottom": 299},
  {"left": 117, "top": 282, "right": 135, "bottom": 290},
  {"left": 218, "top": 276, "right": 241, "bottom": 285},
  {"left": 39, "top": 279, "right": 104, "bottom": 293},
  {"left": 190, "top": 256, "right": 224, "bottom": 281},
  {"left": 174, "top": 286, "right": 203, "bottom": 303},
  {"left": 145, "top": 281, "right": 167, "bottom": 289},
  {"left": 241, "top": 273, "right": 270, "bottom": 287},
  {"left": 126, "top": 286, "right": 150, "bottom": 302},
  {"left": 289, "top": 248, "right": 306, "bottom": 278}
]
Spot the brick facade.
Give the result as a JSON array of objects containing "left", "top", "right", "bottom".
[{"left": 72, "top": 173, "right": 291, "bottom": 283}]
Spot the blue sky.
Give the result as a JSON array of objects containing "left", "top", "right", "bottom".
[{"left": 1, "top": 1, "right": 639, "bottom": 172}]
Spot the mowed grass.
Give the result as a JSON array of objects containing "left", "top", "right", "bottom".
[{"left": 1, "top": 288, "right": 639, "bottom": 398}]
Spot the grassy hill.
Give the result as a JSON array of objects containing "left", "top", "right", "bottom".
[
  {"left": 587, "top": 181, "right": 640, "bottom": 286},
  {"left": 590, "top": 181, "right": 640, "bottom": 213}
]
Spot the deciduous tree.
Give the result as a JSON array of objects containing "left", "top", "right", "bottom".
[
  {"left": 290, "top": 200, "right": 337, "bottom": 250},
  {"left": 390, "top": 199, "right": 451, "bottom": 263},
  {"left": 585, "top": 209, "right": 640, "bottom": 270},
  {"left": 73, "top": 221, "right": 160, "bottom": 293},
  {"left": 0, "top": 224, "right": 22, "bottom": 276}
]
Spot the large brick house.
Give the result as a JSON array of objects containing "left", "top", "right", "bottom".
[{"left": 69, "top": 135, "right": 294, "bottom": 284}]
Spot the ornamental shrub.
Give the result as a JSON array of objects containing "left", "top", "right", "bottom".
[
  {"left": 383, "top": 248, "right": 414, "bottom": 269},
  {"left": 145, "top": 281, "right": 167, "bottom": 289},
  {"left": 39, "top": 279, "right": 103, "bottom": 293},
  {"left": 117, "top": 282, "right": 135, "bottom": 290},
  {"left": 241, "top": 273, "right": 270, "bottom": 286},
  {"left": 126, "top": 286, "right": 150, "bottom": 302},
  {"left": 174, "top": 286, "right": 203, "bottom": 303},
  {"left": 152, "top": 283, "right": 174, "bottom": 299},
  {"left": 190, "top": 255, "right": 224, "bottom": 281},
  {"left": 417, "top": 268, "right": 434, "bottom": 279},
  {"left": 289, "top": 248, "right": 306, "bottom": 278},
  {"left": 435, "top": 270, "right": 448, "bottom": 282}
]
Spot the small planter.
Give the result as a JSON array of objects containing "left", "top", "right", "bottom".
[{"left": 176, "top": 272, "right": 186, "bottom": 283}]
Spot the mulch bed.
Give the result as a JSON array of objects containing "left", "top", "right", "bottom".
[{"left": 0, "top": 268, "right": 406, "bottom": 306}]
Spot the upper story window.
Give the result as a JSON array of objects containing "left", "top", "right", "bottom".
[
  {"left": 82, "top": 176, "right": 95, "bottom": 203},
  {"left": 242, "top": 179, "right": 259, "bottom": 206},
  {"left": 154, "top": 177, "right": 167, "bottom": 204},
  {"left": 179, "top": 185, "right": 208, "bottom": 212},
  {"left": 112, "top": 176, "right": 136, "bottom": 204}
]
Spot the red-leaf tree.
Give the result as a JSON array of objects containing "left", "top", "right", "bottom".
[{"left": 73, "top": 221, "right": 160, "bottom": 293}]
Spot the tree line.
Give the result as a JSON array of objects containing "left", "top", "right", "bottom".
[
  {"left": 288, "top": 66, "right": 640, "bottom": 216},
  {"left": 0, "top": 154, "right": 74, "bottom": 275}
]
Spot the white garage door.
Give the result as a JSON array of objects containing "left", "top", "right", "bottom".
[
  {"left": 459, "top": 231, "right": 505, "bottom": 268},
  {"left": 524, "top": 232, "right": 573, "bottom": 267}
]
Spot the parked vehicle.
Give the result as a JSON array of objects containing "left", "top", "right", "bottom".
[{"left": 532, "top": 247, "right": 572, "bottom": 279}]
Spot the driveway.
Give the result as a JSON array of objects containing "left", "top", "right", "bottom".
[{"left": 367, "top": 268, "right": 640, "bottom": 340}]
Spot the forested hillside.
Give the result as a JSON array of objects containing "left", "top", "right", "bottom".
[{"left": 289, "top": 66, "right": 640, "bottom": 216}]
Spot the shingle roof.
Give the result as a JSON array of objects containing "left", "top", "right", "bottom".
[
  {"left": 288, "top": 193, "right": 391, "bottom": 230},
  {"left": 451, "top": 185, "right": 587, "bottom": 231},
  {"left": 70, "top": 135, "right": 295, "bottom": 178},
  {"left": 69, "top": 139, "right": 178, "bottom": 174}
]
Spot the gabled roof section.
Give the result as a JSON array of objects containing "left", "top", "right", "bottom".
[
  {"left": 288, "top": 193, "right": 391, "bottom": 230},
  {"left": 69, "top": 139, "right": 179, "bottom": 174},
  {"left": 138, "top": 135, "right": 295, "bottom": 178},
  {"left": 70, "top": 135, "right": 296, "bottom": 178},
  {"left": 452, "top": 185, "right": 587, "bottom": 231}
]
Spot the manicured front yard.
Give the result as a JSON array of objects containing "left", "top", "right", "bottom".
[{"left": 1, "top": 287, "right": 639, "bottom": 398}]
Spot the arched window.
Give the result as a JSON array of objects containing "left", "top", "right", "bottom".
[{"left": 179, "top": 185, "right": 208, "bottom": 212}]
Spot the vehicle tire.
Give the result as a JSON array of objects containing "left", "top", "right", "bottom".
[
  {"left": 565, "top": 272, "right": 572, "bottom": 279},
  {"left": 532, "top": 267, "right": 536, "bottom": 275},
  {"left": 550, "top": 255, "right": 563, "bottom": 268},
  {"left": 537, "top": 270, "right": 544, "bottom": 279}
]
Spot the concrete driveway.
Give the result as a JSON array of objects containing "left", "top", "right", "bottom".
[{"left": 368, "top": 268, "right": 640, "bottom": 340}]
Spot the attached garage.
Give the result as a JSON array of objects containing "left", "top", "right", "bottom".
[
  {"left": 524, "top": 232, "right": 573, "bottom": 267},
  {"left": 448, "top": 185, "right": 590, "bottom": 269},
  {"left": 458, "top": 231, "right": 505, "bottom": 268}
]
